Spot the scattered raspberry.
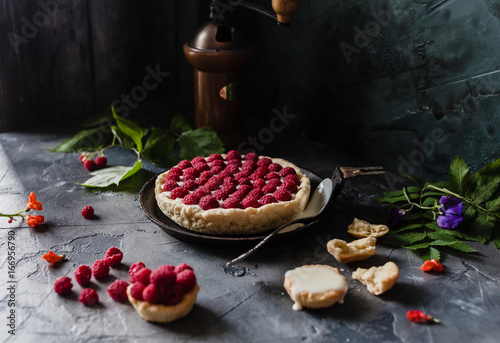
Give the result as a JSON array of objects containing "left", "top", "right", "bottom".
[
  {"left": 210, "top": 159, "right": 225, "bottom": 167},
  {"left": 176, "top": 269, "right": 197, "bottom": 293},
  {"left": 213, "top": 189, "right": 230, "bottom": 201},
  {"left": 175, "top": 263, "right": 193, "bottom": 273},
  {"left": 237, "top": 177, "right": 252, "bottom": 186},
  {"left": 183, "top": 193, "right": 200, "bottom": 205},
  {"left": 183, "top": 179, "right": 197, "bottom": 191},
  {"left": 279, "top": 167, "right": 296, "bottom": 177},
  {"left": 107, "top": 279, "right": 129, "bottom": 302},
  {"left": 257, "top": 157, "right": 272, "bottom": 167},
  {"left": 104, "top": 247, "right": 123, "bottom": 266},
  {"left": 142, "top": 284, "right": 160, "bottom": 304},
  {"left": 163, "top": 180, "right": 178, "bottom": 191},
  {"left": 149, "top": 265, "right": 176, "bottom": 288},
  {"left": 129, "top": 262, "right": 146, "bottom": 283},
  {"left": 182, "top": 167, "right": 198, "bottom": 180},
  {"left": 242, "top": 196, "right": 261, "bottom": 209},
  {"left": 178, "top": 159, "right": 193, "bottom": 169},
  {"left": 193, "top": 187, "right": 211, "bottom": 198},
  {"left": 129, "top": 282, "right": 145, "bottom": 300},
  {"left": 163, "top": 284, "right": 184, "bottom": 305},
  {"left": 210, "top": 165, "right": 224, "bottom": 175},
  {"left": 284, "top": 173, "right": 300, "bottom": 185},
  {"left": 92, "top": 259, "right": 110, "bottom": 279},
  {"left": 199, "top": 195, "right": 219, "bottom": 210},
  {"left": 74, "top": 265, "right": 92, "bottom": 286},
  {"left": 207, "top": 153, "right": 223, "bottom": 162},
  {"left": 79, "top": 288, "right": 99, "bottom": 306},
  {"left": 268, "top": 163, "right": 282, "bottom": 172},
  {"left": 171, "top": 186, "right": 189, "bottom": 199},
  {"left": 225, "top": 150, "right": 241, "bottom": 160},
  {"left": 84, "top": 159, "right": 96, "bottom": 171},
  {"left": 134, "top": 267, "right": 152, "bottom": 285},
  {"left": 95, "top": 156, "right": 107, "bottom": 169},
  {"left": 253, "top": 178, "right": 266, "bottom": 189},
  {"left": 265, "top": 172, "right": 280, "bottom": 180},
  {"left": 259, "top": 194, "right": 278, "bottom": 205},
  {"left": 274, "top": 188, "right": 292, "bottom": 201},
  {"left": 222, "top": 196, "right": 242, "bottom": 209},
  {"left": 191, "top": 156, "right": 206, "bottom": 165},
  {"left": 244, "top": 152, "right": 259, "bottom": 161},
  {"left": 81, "top": 205, "right": 94, "bottom": 219},
  {"left": 53, "top": 276, "right": 73, "bottom": 295},
  {"left": 281, "top": 180, "right": 298, "bottom": 193}
]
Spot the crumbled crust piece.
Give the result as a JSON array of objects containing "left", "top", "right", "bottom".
[
  {"left": 352, "top": 262, "right": 399, "bottom": 295},
  {"left": 347, "top": 218, "right": 390, "bottom": 238},
  {"left": 326, "top": 237, "right": 376, "bottom": 263}
]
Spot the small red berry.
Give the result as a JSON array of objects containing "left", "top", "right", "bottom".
[
  {"left": 274, "top": 188, "right": 292, "bottom": 201},
  {"left": 259, "top": 194, "right": 278, "bottom": 206},
  {"left": 74, "top": 265, "right": 92, "bottom": 286},
  {"left": 163, "top": 180, "right": 178, "bottom": 191},
  {"left": 178, "top": 159, "right": 192, "bottom": 169},
  {"left": 104, "top": 247, "right": 123, "bottom": 266},
  {"left": 222, "top": 196, "right": 242, "bottom": 209},
  {"left": 79, "top": 288, "right": 99, "bottom": 306},
  {"left": 92, "top": 259, "right": 110, "bottom": 279},
  {"left": 129, "top": 262, "right": 146, "bottom": 283},
  {"left": 54, "top": 276, "right": 73, "bottom": 295},
  {"left": 191, "top": 156, "right": 206, "bottom": 165},
  {"left": 253, "top": 178, "right": 266, "bottom": 189},
  {"left": 193, "top": 187, "right": 211, "bottom": 198},
  {"left": 171, "top": 186, "right": 189, "bottom": 200},
  {"left": 257, "top": 157, "right": 272, "bottom": 167},
  {"left": 174, "top": 263, "right": 193, "bottom": 273},
  {"left": 163, "top": 284, "right": 184, "bottom": 305},
  {"left": 95, "top": 156, "right": 107, "bottom": 169},
  {"left": 183, "top": 193, "right": 200, "bottom": 205},
  {"left": 225, "top": 150, "right": 241, "bottom": 160},
  {"left": 176, "top": 269, "right": 197, "bottom": 293},
  {"left": 207, "top": 153, "right": 223, "bottom": 162},
  {"left": 142, "top": 283, "right": 160, "bottom": 304},
  {"left": 244, "top": 152, "right": 259, "bottom": 161},
  {"left": 149, "top": 265, "right": 176, "bottom": 288},
  {"left": 242, "top": 196, "right": 261, "bottom": 209},
  {"left": 81, "top": 205, "right": 94, "bottom": 219},
  {"left": 268, "top": 163, "right": 282, "bottom": 172},
  {"left": 199, "top": 195, "right": 219, "bottom": 210},
  {"left": 107, "top": 279, "right": 129, "bottom": 302},
  {"left": 213, "top": 188, "right": 230, "bottom": 201},
  {"left": 134, "top": 267, "right": 152, "bottom": 285},
  {"left": 281, "top": 180, "right": 298, "bottom": 193},
  {"left": 83, "top": 159, "right": 96, "bottom": 171},
  {"left": 129, "top": 282, "right": 145, "bottom": 300},
  {"left": 182, "top": 167, "right": 198, "bottom": 180},
  {"left": 284, "top": 174, "right": 300, "bottom": 185},
  {"left": 279, "top": 167, "right": 296, "bottom": 177}
]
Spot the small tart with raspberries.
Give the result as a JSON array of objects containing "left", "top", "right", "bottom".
[{"left": 154, "top": 151, "right": 311, "bottom": 236}]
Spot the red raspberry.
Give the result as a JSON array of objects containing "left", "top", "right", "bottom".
[
  {"left": 142, "top": 284, "right": 160, "bottom": 304},
  {"left": 104, "top": 246, "right": 123, "bottom": 266},
  {"left": 224, "top": 163, "right": 239, "bottom": 175},
  {"left": 237, "top": 177, "right": 252, "bottom": 186},
  {"left": 250, "top": 166, "right": 269, "bottom": 180},
  {"left": 79, "top": 288, "right": 99, "bottom": 306},
  {"left": 199, "top": 170, "right": 213, "bottom": 180},
  {"left": 279, "top": 167, "right": 296, "bottom": 177},
  {"left": 199, "top": 195, "right": 219, "bottom": 210},
  {"left": 265, "top": 172, "right": 280, "bottom": 180},
  {"left": 95, "top": 156, "right": 108, "bottom": 169},
  {"left": 235, "top": 184, "right": 252, "bottom": 197},
  {"left": 194, "top": 162, "right": 209, "bottom": 173},
  {"left": 227, "top": 159, "right": 242, "bottom": 167},
  {"left": 205, "top": 180, "right": 220, "bottom": 191},
  {"left": 248, "top": 188, "right": 264, "bottom": 200},
  {"left": 74, "top": 265, "right": 92, "bottom": 286},
  {"left": 107, "top": 279, "right": 129, "bottom": 302},
  {"left": 183, "top": 193, "right": 200, "bottom": 205},
  {"left": 257, "top": 157, "right": 272, "bottom": 167},
  {"left": 268, "top": 163, "right": 282, "bottom": 172},
  {"left": 193, "top": 187, "right": 211, "bottom": 198},
  {"left": 244, "top": 152, "right": 259, "bottom": 161},
  {"left": 196, "top": 177, "right": 209, "bottom": 187},
  {"left": 171, "top": 186, "right": 189, "bottom": 199},
  {"left": 281, "top": 180, "right": 298, "bottom": 193},
  {"left": 149, "top": 265, "right": 176, "bottom": 288},
  {"left": 176, "top": 269, "right": 197, "bottom": 293},
  {"left": 222, "top": 196, "right": 242, "bottom": 209},
  {"left": 163, "top": 180, "right": 178, "bottom": 191},
  {"left": 241, "top": 196, "right": 261, "bottom": 209},
  {"left": 242, "top": 160, "right": 257, "bottom": 171},
  {"left": 234, "top": 170, "right": 251, "bottom": 181},
  {"left": 207, "top": 153, "right": 223, "bottom": 162},
  {"left": 163, "top": 284, "right": 184, "bottom": 305},
  {"left": 253, "top": 178, "right": 266, "bottom": 189},
  {"left": 191, "top": 156, "right": 206, "bottom": 165},
  {"left": 221, "top": 182, "right": 237, "bottom": 194},
  {"left": 210, "top": 159, "right": 225, "bottom": 167},
  {"left": 262, "top": 183, "right": 278, "bottom": 194},
  {"left": 225, "top": 150, "right": 242, "bottom": 160},
  {"left": 217, "top": 170, "right": 232, "bottom": 180},
  {"left": 274, "top": 188, "right": 292, "bottom": 201},
  {"left": 223, "top": 176, "right": 237, "bottom": 186},
  {"left": 182, "top": 167, "right": 198, "bottom": 180},
  {"left": 210, "top": 165, "right": 224, "bottom": 175},
  {"left": 268, "top": 178, "right": 282, "bottom": 188},
  {"left": 178, "top": 159, "right": 192, "bottom": 169},
  {"left": 129, "top": 262, "right": 145, "bottom": 283},
  {"left": 213, "top": 189, "right": 230, "bottom": 201},
  {"left": 284, "top": 173, "right": 300, "bottom": 185},
  {"left": 175, "top": 263, "right": 193, "bottom": 273},
  {"left": 81, "top": 205, "right": 94, "bottom": 219},
  {"left": 92, "top": 259, "right": 110, "bottom": 279},
  {"left": 259, "top": 194, "right": 278, "bottom": 205},
  {"left": 183, "top": 179, "right": 197, "bottom": 191},
  {"left": 129, "top": 282, "right": 145, "bottom": 300},
  {"left": 84, "top": 159, "right": 96, "bottom": 171},
  {"left": 53, "top": 276, "right": 73, "bottom": 295},
  {"left": 166, "top": 168, "right": 182, "bottom": 181},
  {"left": 134, "top": 267, "right": 152, "bottom": 285}
]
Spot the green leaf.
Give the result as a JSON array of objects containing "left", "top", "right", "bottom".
[
  {"left": 446, "top": 241, "right": 478, "bottom": 253},
  {"left": 426, "top": 231, "right": 456, "bottom": 241},
  {"left": 112, "top": 107, "right": 144, "bottom": 152},
  {"left": 397, "top": 232, "right": 427, "bottom": 245},
  {"left": 448, "top": 155, "right": 470, "bottom": 195},
  {"left": 429, "top": 247, "right": 441, "bottom": 260},
  {"left": 179, "top": 127, "right": 224, "bottom": 160},
  {"left": 111, "top": 125, "right": 136, "bottom": 149},
  {"left": 170, "top": 114, "right": 193, "bottom": 135},
  {"left": 142, "top": 127, "right": 178, "bottom": 167},
  {"left": 78, "top": 160, "right": 142, "bottom": 188},
  {"left": 472, "top": 158, "right": 500, "bottom": 205},
  {"left": 390, "top": 223, "right": 425, "bottom": 234},
  {"left": 404, "top": 242, "right": 430, "bottom": 250},
  {"left": 429, "top": 240, "right": 459, "bottom": 247},
  {"left": 49, "top": 128, "right": 113, "bottom": 153},
  {"left": 486, "top": 197, "right": 500, "bottom": 212}
]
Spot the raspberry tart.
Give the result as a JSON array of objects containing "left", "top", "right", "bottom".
[{"left": 154, "top": 151, "right": 311, "bottom": 235}]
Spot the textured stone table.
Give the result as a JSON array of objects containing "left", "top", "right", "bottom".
[{"left": 1, "top": 129, "right": 499, "bottom": 343}]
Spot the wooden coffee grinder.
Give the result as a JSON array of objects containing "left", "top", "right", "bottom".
[{"left": 183, "top": 0, "right": 300, "bottom": 149}]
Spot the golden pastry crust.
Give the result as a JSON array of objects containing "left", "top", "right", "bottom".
[
  {"left": 326, "top": 237, "right": 377, "bottom": 263},
  {"left": 155, "top": 156, "right": 311, "bottom": 236},
  {"left": 352, "top": 262, "right": 399, "bottom": 295},
  {"left": 284, "top": 265, "right": 347, "bottom": 311},
  {"left": 127, "top": 283, "right": 199, "bottom": 323},
  {"left": 347, "top": 218, "right": 390, "bottom": 238}
]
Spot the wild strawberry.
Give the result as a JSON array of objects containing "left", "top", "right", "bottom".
[
  {"left": 199, "top": 195, "right": 219, "bottom": 210},
  {"left": 182, "top": 179, "right": 197, "bottom": 191},
  {"left": 222, "top": 196, "right": 242, "bottom": 209},
  {"left": 274, "top": 188, "right": 292, "bottom": 201},
  {"left": 259, "top": 194, "right": 278, "bottom": 206},
  {"left": 163, "top": 284, "right": 184, "bottom": 305},
  {"left": 244, "top": 152, "right": 259, "bottom": 161},
  {"left": 279, "top": 167, "right": 296, "bottom": 177},
  {"left": 242, "top": 196, "right": 261, "bottom": 209},
  {"left": 129, "top": 262, "right": 145, "bottom": 283},
  {"left": 104, "top": 247, "right": 123, "bottom": 266},
  {"left": 74, "top": 265, "right": 92, "bottom": 286},
  {"left": 253, "top": 178, "right": 266, "bottom": 189},
  {"left": 142, "top": 284, "right": 160, "bottom": 304},
  {"left": 95, "top": 156, "right": 107, "bottom": 169},
  {"left": 53, "top": 276, "right": 73, "bottom": 295},
  {"left": 225, "top": 150, "right": 242, "bottom": 160},
  {"left": 265, "top": 172, "right": 280, "bottom": 180},
  {"left": 191, "top": 156, "right": 206, "bottom": 165},
  {"left": 281, "top": 180, "right": 298, "bottom": 193},
  {"left": 182, "top": 167, "right": 198, "bottom": 180},
  {"left": 107, "top": 279, "right": 129, "bottom": 302},
  {"left": 178, "top": 159, "right": 192, "bottom": 169},
  {"left": 79, "top": 288, "right": 99, "bottom": 306},
  {"left": 268, "top": 163, "right": 282, "bottom": 172},
  {"left": 129, "top": 282, "right": 145, "bottom": 300},
  {"left": 92, "top": 259, "right": 110, "bottom": 279},
  {"left": 171, "top": 186, "right": 189, "bottom": 200},
  {"left": 183, "top": 193, "right": 200, "bottom": 205},
  {"left": 81, "top": 205, "right": 94, "bottom": 219},
  {"left": 84, "top": 159, "right": 96, "bottom": 171},
  {"left": 207, "top": 153, "right": 223, "bottom": 162},
  {"left": 163, "top": 180, "right": 178, "bottom": 191},
  {"left": 134, "top": 267, "right": 152, "bottom": 285},
  {"left": 284, "top": 174, "right": 300, "bottom": 185},
  {"left": 149, "top": 265, "right": 176, "bottom": 288},
  {"left": 257, "top": 157, "right": 272, "bottom": 167}
]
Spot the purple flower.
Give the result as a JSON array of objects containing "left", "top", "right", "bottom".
[
  {"left": 387, "top": 208, "right": 405, "bottom": 228},
  {"left": 436, "top": 196, "right": 463, "bottom": 229}
]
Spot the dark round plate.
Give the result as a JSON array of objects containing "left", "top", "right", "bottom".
[{"left": 139, "top": 168, "right": 323, "bottom": 246}]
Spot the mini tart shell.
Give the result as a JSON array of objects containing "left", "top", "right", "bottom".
[
  {"left": 127, "top": 283, "right": 199, "bottom": 323},
  {"left": 155, "top": 156, "right": 311, "bottom": 236},
  {"left": 284, "top": 265, "right": 347, "bottom": 310}
]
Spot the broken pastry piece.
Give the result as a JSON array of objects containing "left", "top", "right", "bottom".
[
  {"left": 347, "top": 218, "right": 389, "bottom": 238},
  {"left": 327, "top": 236, "right": 377, "bottom": 263},
  {"left": 352, "top": 261, "right": 399, "bottom": 295}
]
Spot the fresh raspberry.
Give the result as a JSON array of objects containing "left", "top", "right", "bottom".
[
  {"left": 182, "top": 167, "right": 198, "bottom": 180},
  {"left": 253, "top": 178, "right": 266, "bottom": 189},
  {"left": 74, "top": 265, "right": 92, "bottom": 286},
  {"left": 268, "top": 163, "right": 282, "bottom": 172},
  {"left": 223, "top": 176, "right": 237, "bottom": 186},
  {"left": 281, "top": 180, "right": 298, "bottom": 193},
  {"left": 274, "top": 188, "right": 292, "bottom": 201},
  {"left": 104, "top": 247, "right": 123, "bottom": 266},
  {"left": 192, "top": 156, "right": 206, "bottom": 165},
  {"left": 129, "top": 262, "right": 145, "bottom": 283},
  {"left": 84, "top": 159, "right": 96, "bottom": 171},
  {"left": 107, "top": 279, "right": 129, "bottom": 302},
  {"left": 237, "top": 176, "right": 252, "bottom": 186},
  {"left": 244, "top": 152, "right": 259, "bottom": 161},
  {"left": 176, "top": 269, "right": 197, "bottom": 293},
  {"left": 207, "top": 153, "right": 223, "bottom": 162},
  {"left": 279, "top": 167, "right": 296, "bottom": 177},
  {"left": 142, "top": 284, "right": 160, "bottom": 304},
  {"left": 194, "top": 162, "right": 209, "bottom": 174},
  {"left": 248, "top": 188, "right": 264, "bottom": 200},
  {"left": 242, "top": 160, "right": 257, "bottom": 171},
  {"left": 178, "top": 159, "right": 192, "bottom": 169},
  {"left": 95, "top": 156, "right": 107, "bottom": 169},
  {"left": 166, "top": 168, "right": 182, "bottom": 181},
  {"left": 284, "top": 174, "right": 300, "bottom": 185},
  {"left": 81, "top": 205, "right": 94, "bottom": 219},
  {"left": 199, "top": 195, "right": 219, "bottom": 210},
  {"left": 171, "top": 186, "right": 189, "bottom": 199},
  {"left": 213, "top": 188, "right": 230, "bottom": 201},
  {"left": 250, "top": 166, "right": 269, "bottom": 180},
  {"left": 149, "top": 265, "right": 176, "bottom": 288},
  {"left": 134, "top": 267, "right": 152, "bottom": 285},
  {"left": 199, "top": 170, "right": 213, "bottom": 180},
  {"left": 262, "top": 183, "right": 278, "bottom": 194},
  {"left": 234, "top": 170, "right": 251, "bottom": 181},
  {"left": 204, "top": 180, "right": 221, "bottom": 191},
  {"left": 216, "top": 170, "right": 231, "bottom": 180},
  {"left": 92, "top": 259, "right": 110, "bottom": 279},
  {"left": 265, "top": 172, "right": 280, "bottom": 180},
  {"left": 129, "top": 282, "right": 145, "bottom": 300},
  {"left": 193, "top": 187, "right": 211, "bottom": 198},
  {"left": 210, "top": 159, "right": 225, "bottom": 167},
  {"left": 183, "top": 193, "right": 200, "bottom": 205},
  {"left": 175, "top": 263, "right": 193, "bottom": 273},
  {"left": 163, "top": 284, "right": 184, "bottom": 305},
  {"left": 241, "top": 196, "right": 261, "bottom": 209},
  {"left": 210, "top": 165, "right": 224, "bottom": 175},
  {"left": 221, "top": 182, "right": 237, "bottom": 194},
  {"left": 163, "top": 180, "right": 178, "bottom": 191},
  {"left": 225, "top": 150, "right": 242, "bottom": 160},
  {"left": 227, "top": 159, "right": 242, "bottom": 167},
  {"left": 183, "top": 179, "right": 197, "bottom": 191},
  {"left": 268, "top": 178, "right": 282, "bottom": 188},
  {"left": 79, "top": 288, "right": 99, "bottom": 306},
  {"left": 257, "top": 157, "right": 272, "bottom": 167},
  {"left": 196, "top": 177, "right": 209, "bottom": 187},
  {"left": 53, "top": 276, "right": 73, "bottom": 295},
  {"left": 222, "top": 196, "right": 242, "bottom": 209},
  {"left": 259, "top": 194, "right": 278, "bottom": 205},
  {"left": 235, "top": 184, "right": 252, "bottom": 197},
  {"left": 224, "top": 163, "right": 239, "bottom": 175}
]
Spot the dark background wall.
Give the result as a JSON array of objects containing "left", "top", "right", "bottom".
[{"left": 1, "top": 0, "right": 499, "bottom": 179}]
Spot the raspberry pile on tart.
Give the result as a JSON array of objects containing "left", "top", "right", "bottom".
[{"left": 154, "top": 151, "right": 311, "bottom": 235}]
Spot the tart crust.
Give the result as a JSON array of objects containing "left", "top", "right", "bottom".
[{"left": 155, "top": 156, "right": 311, "bottom": 236}]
